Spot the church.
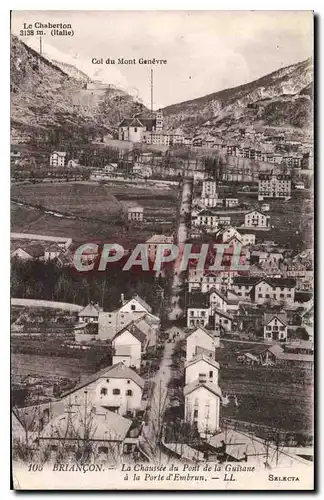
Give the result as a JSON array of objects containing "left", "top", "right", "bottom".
[{"left": 118, "top": 110, "right": 164, "bottom": 143}]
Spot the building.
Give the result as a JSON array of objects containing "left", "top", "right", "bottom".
[
  {"left": 263, "top": 313, "right": 288, "bottom": 342},
  {"left": 241, "top": 234, "right": 256, "bottom": 246},
  {"left": 67, "top": 159, "right": 80, "bottom": 168},
  {"left": 112, "top": 322, "right": 148, "bottom": 369},
  {"left": 127, "top": 206, "right": 144, "bottom": 222},
  {"left": 244, "top": 209, "right": 270, "bottom": 229},
  {"left": 185, "top": 354, "right": 220, "bottom": 386},
  {"left": 104, "top": 163, "right": 118, "bottom": 173},
  {"left": 258, "top": 174, "right": 291, "bottom": 200},
  {"left": 202, "top": 179, "right": 217, "bottom": 197},
  {"left": 145, "top": 234, "right": 174, "bottom": 261},
  {"left": 224, "top": 198, "right": 239, "bottom": 208},
  {"left": 213, "top": 308, "right": 233, "bottom": 333},
  {"left": 98, "top": 295, "right": 159, "bottom": 341},
  {"left": 38, "top": 406, "right": 134, "bottom": 459},
  {"left": 78, "top": 303, "right": 102, "bottom": 323},
  {"left": 50, "top": 151, "right": 66, "bottom": 167},
  {"left": 184, "top": 382, "right": 222, "bottom": 438},
  {"left": 209, "top": 288, "right": 229, "bottom": 313},
  {"left": 232, "top": 276, "right": 296, "bottom": 304},
  {"left": 11, "top": 244, "right": 44, "bottom": 261},
  {"left": 118, "top": 111, "right": 163, "bottom": 143},
  {"left": 186, "top": 326, "right": 219, "bottom": 362},
  {"left": 61, "top": 363, "right": 145, "bottom": 417},
  {"left": 187, "top": 293, "right": 211, "bottom": 328},
  {"left": 193, "top": 210, "right": 219, "bottom": 230},
  {"left": 44, "top": 243, "right": 61, "bottom": 261}
]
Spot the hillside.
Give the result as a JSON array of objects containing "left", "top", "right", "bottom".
[
  {"left": 10, "top": 35, "right": 147, "bottom": 144},
  {"left": 162, "top": 58, "right": 313, "bottom": 134}
]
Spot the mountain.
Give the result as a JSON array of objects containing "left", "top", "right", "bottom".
[
  {"left": 47, "top": 58, "right": 92, "bottom": 84},
  {"left": 10, "top": 35, "right": 147, "bottom": 144},
  {"left": 162, "top": 58, "right": 313, "bottom": 134}
]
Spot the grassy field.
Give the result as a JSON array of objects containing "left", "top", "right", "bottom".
[
  {"left": 11, "top": 182, "right": 122, "bottom": 219},
  {"left": 11, "top": 181, "right": 178, "bottom": 244},
  {"left": 215, "top": 340, "right": 313, "bottom": 434},
  {"left": 11, "top": 353, "right": 93, "bottom": 381}
]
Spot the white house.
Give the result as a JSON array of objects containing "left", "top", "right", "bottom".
[
  {"left": 263, "top": 313, "right": 288, "bottom": 342},
  {"left": 209, "top": 288, "right": 229, "bottom": 313},
  {"left": 112, "top": 323, "right": 147, "bottom": 369},
  {"left": 104, "top": 163, "right": 118, "bottom": 173},
  {"left": 145, "top": 234, "right": 174, "bottom": 261},
  {"left": 186, "top": 326, "right": 219, "bottom": 362},
  {"left": 44, "top": 243, "right": 61, "bottom": 261},
  {"left": 61, "top": 363, "right": 145, "bottom": 417},
  {"left": 241, "top": 234, "right": 256, "bottom": 246},
  {"left": 202, "top": 179, "right": 217, "bottom": 197},
  {"left": 244, "top": 210, "right": 270, "bottom": 229},
  {"left": 213, "top": 308, "right": 233, "bottom": 332},
  {"left": 187, "top": 293, "right": 211, "bottom": 329},
  {"left": 185, "top": 354, "right": 220, "bottom": 386},
  {"left": 50, "top": 151, "right": 66, "bottom": 167},
  {"left": 78, "top": 303, "right": 102, "bottom": 323},
  {"left": 127, "top": 206, "right": 144, "bottom": 222},
  {"left": 194, "top": 210, "right": 219, "bottom": 230},
  {"left": 11, "top": 244, "right": 44, "bottom": 261},
  {"left": 184, "top": 382, "right": 222, "bottom": 437},
  {"left": 98, "top": 295, "right": 159, "bottom": 341},
  {"left": 233, "top": 277, "right": 295, "bottom": 304},
  {"left": 224, "top": 198, "right": 238, "bottom": 207},
  {"left": 219, "top": 226, "right": 242, "bottom": 244}
]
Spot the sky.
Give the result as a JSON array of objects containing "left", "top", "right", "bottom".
[{"left": 11, "top": 11, "right": 313, "bottom": 109}]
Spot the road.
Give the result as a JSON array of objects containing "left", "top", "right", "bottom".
[
  {"left": 139, "top": 178, "right": 192, "bottom": 462},
  {"left": 167, "top": 178, "right": 193, "bottom": 321}
]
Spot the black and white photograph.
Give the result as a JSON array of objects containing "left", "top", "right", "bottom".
[{"left": 10, "top": 10, "right": 314, "bottom": 490}]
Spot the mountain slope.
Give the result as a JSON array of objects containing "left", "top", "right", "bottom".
[
  {"left": 162, "top": 58, "right": 313, "bottom": 133},
  {"left": 10, "top": 35, "right": 147, "bottom": 144}
]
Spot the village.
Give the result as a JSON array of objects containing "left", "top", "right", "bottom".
[{"left": 11, "top": 99, "right": 314, "bottom": 468}]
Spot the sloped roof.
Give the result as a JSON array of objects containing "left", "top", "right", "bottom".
[
  {"left": 132, "top": 295, "right": 152, "bottom": 313},
  {"left": 185, "top": 354, "right": 220, "bottom": 370},
  {"left": 13, "top": 244, "right": 44, "bottom": 258},
  {"left": 78, "top": 303, "right": 101, "bottom": 318},
  {"left": 52, "top": 151, "right": 66, "bottom": 157},
  {"left": 39, "top": 407, "right": 132, "bottom": 442},
  {"left": 209, "top": 287, "right": 229, "bottom": 303},
  {"left": 187, "top": 326, "right": 216, "bottom": 342},
  {"left": 213, "top": 308, "right": 233, "bottom": 321},
  {"left": 183, "top": 381, "right": 222, "bottom": 398},
  {"left": 263, "top": 313, "right": 287, "bottom": 326},
  {"left": 61, "top": 363, "right": 145, "bottom": 398},
  {"left": 113, "top": 322, "right": 147, "bottom": 345}
]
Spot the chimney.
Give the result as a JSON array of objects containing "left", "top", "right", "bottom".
[{"left": 121, "top": 293, "right": 125, "bottom": 305}]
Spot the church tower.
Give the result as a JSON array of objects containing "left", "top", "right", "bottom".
[{"left": 155, "top": 109, "right": 163, "bottom": 132}]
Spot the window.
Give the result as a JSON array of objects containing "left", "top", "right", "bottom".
[
  {"left": 100, "top": 387, "right": 107, "bottom": 395},
  {"left": 113, "top": 389, "right": 120, "bottom": 395},
  {"left": 193, "top": 409, "right": 198, "bottom": 418},
  {"left": 134, "top": 127, "right": 137, "bottom": 132},
  {"left": 209, "top": 371, "right": 213, "bottom": 378},
  {"left": 106, "top": 379, "right": 110, "bottom": 383},
  {"left": 280, "top": 326, "right": 285, "bottom": 331},
  {"left": 266, "top": 326, "right": 271, "bottom": 331},
  {"left": 127, "top": 380, "right": 130, "bottom": 384},
  {"left": 131, "top": 304, "right": 136, "bottom": 311},
  {"left": 126, "top": 390, "right": 133, "bottom": 396}
]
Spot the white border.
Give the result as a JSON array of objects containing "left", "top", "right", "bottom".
[{"left": 2, "top": 2, "right": 321, "bottom": 498}]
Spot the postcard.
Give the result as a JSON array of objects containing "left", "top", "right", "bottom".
[{"left": 10, "top": 10, "right": 314, "bottom": 490}]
